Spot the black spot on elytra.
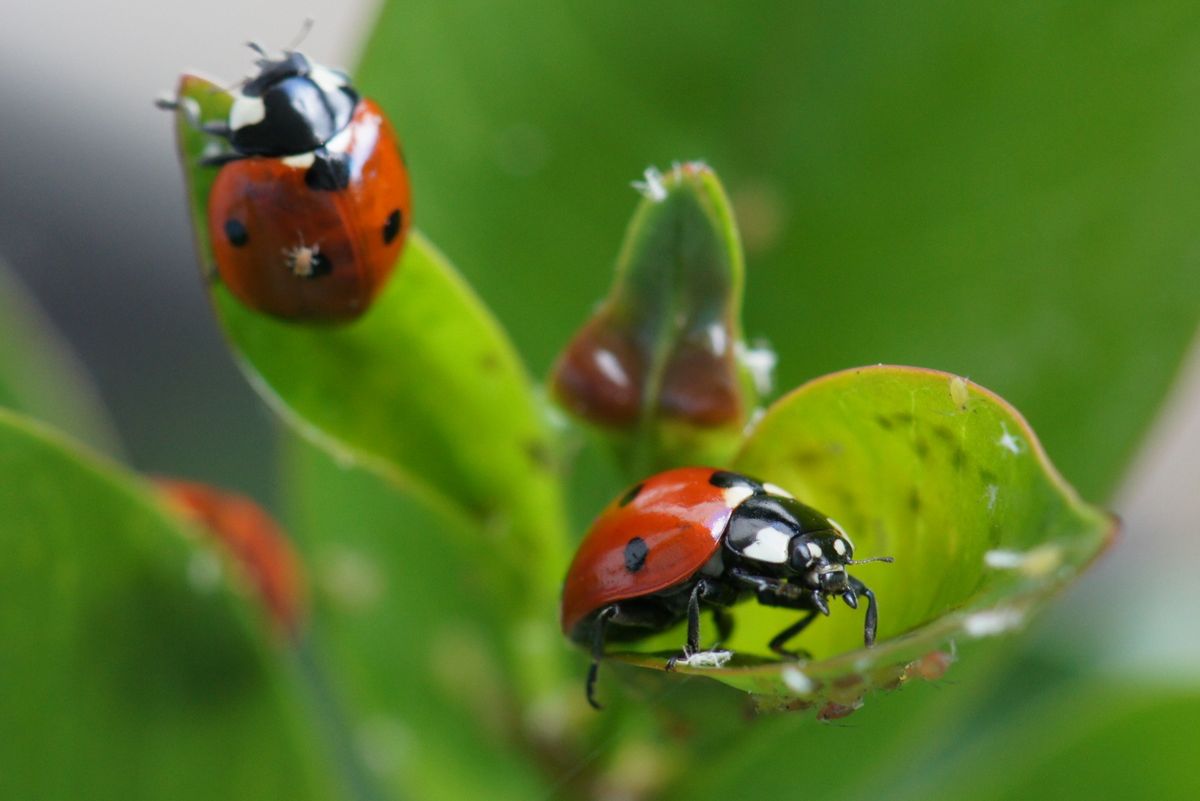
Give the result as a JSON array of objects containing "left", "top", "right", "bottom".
[
  {"left": 224, "top": 219, "right": 248, "bottom": 247},
  {"left": 383, "top": 209, "right": 402, "bottom": 244},
  {"left": 708, "top": 470, "right": 758, "bottom": 491},
  {"left": 307, "top": 252, "right": 333, "bottom": 278},
  {"left": 624, "top": 537, "right": 648, "bottom": 572},
  {"left": 305, "top": 153, "right": 351, "bottom": 191},
  {"left": 619, "top": 483, "right": 644, "bottom": 507}
]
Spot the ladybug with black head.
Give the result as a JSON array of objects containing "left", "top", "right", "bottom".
[
  {"left": 561, "top": 467, "right": 893, "bottom": 708},
  {"left": 160, "top": 35, "right": 411, "bottom": 321}
]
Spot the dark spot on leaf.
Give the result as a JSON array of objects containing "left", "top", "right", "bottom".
[
  {"left": 834, "top": 673, "right": 864, "bottom": 689},
  {"left": 914, "top": 438, "right": 930, "bottom": 461},
  {"left": 624, "top": 537, "right": 648, "bottom": 572},
  {"left": 791, "top": 449, "right": 824, "bottom": 468},
  {"left": 892, "top": 412, "right": 915, "bottom": 425},
  {"left": 952, "top": 447, "right": 967, "bottom": 471},
  {"left": 524, "top": 440, "right": 554, "bottom": 473},
  {"left": 932, "top": 425, "right": 955, "bottom": 444},
  {"left": 908, "top": 488, "right": 922, "bottom": 513},
  {"left": 479, "top": 352, "right": 501, "bottom": 373},
  {"left": 225, "top": 219, "right": 248, "bottom": 247},
  {"left": 818, "top": 700, "right": 861, "bottom": 721},
  {"left": 875, "top": 415, "right": 894, "bottom": 431},
  {"left": 979, "top": 468, "right": 999, "bottom": 484},
  {"left": 383, "top": 209, "right": 402, "bottom": 244},
  {"left": 619, "top": 483, "right": 644, "bottom": 507}
]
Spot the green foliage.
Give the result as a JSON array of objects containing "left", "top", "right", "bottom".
[
  {"left": 358, "top": 1, "right": 1200, "bottom": 501},
  {"left": 170, "top": 77, "right": 567, "bottom": 598},
  {"left": 4, "top": 3, "right": 1200, "bottom": 799},
  {"left": 0, "top": 410, "right": 337, "bottom": 800}
]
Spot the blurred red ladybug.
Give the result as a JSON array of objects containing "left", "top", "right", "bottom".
[
  {"left": 561, "top": 467, "right": 893, "bottom": 708},
  {"left": 163, "top": 41, "right": 411, "bottom": 321}
]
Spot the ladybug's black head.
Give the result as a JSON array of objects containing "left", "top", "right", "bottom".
[{"left": 227, "top": 46, "right": 359, "bottom": 157}]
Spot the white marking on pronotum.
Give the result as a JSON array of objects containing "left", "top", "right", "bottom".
[
  {"left": 744, "top": 526, "right": 792, "bottom": 563},
  {"left": 832, "top": 538, "right": 847, "bottom": 556},
  {"left": 721, "top": 485, "right": 755, "bottom": 509},
  {"left": 963, "top": 607, "right": 1024, "bottom": 638},
  {"left": 281, "top": 151, "right": 317, "bottom": 169},
  {"left": 309, "top": 63, "right": 349, "bottom": 95},
  {"left": 781, "top": 665, "right": 814, "bottom": 694},
  {"left": 828, "top": 518, "right": 853, "bottom": 550},
  {"left": 229, "top": 94, "right": 266, "bottom": 130},
  {"left": 763, "top": 482, "right": 793, "bottom": 499},
  {"left": 593, "top": 349, "right": 630, "bottom": 388},
  {"left": 997, "top": 423, "right": 1023, "bottom": 455},
  {"left": 632, "top": 166, "right": 668, "bottom": 201},
  {"left": 675, "top": 649, "right": 732, "bottom": 669},
  {"left": 806, "top": 542, "right": 823, "bottom": 561}
]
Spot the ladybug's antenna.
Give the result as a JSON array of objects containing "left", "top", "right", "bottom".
[
  {"left": 846, "top": 556, "right": 895, "bottom": 566},
  {"left": 284, "top": 18, "right": 315, "bottom": 53}
]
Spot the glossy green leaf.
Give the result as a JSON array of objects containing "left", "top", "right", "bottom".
[
  {"left": 360, "top": 0, "right": 1200, "bottom": 501},
  {"left": 0, "top": 409, "right": 338, "bottom": 800},
  {"left": 167, "top": 75, "right": 567, "bottom": 591},
  {"left": 281, "top": 436, "right": 561, "bottom": 801},
  {"left": 549, "top": 162, "right": 761, "bottom": 476},
  {"left": 0, "top": 261, "right": 118, "bottom": 455},
  {"left": 610, "top": 366, "right": 1114, "bottom": 709}
]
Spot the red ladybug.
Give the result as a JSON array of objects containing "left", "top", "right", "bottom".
[
  {"left": 166, "top": 45, "right": 411, "bottom": 321},
  {"left": 561, "top": 467, "right": 892, "bottom": 708}
]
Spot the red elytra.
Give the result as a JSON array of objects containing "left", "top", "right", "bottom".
[
  {"left": 158, "top": 479, "right": 306, "bottom": 635},
  {"left": 207, "top": 99, "right": 411, "bottom": 322},
  {"left": 560, "top": 466, "right": 736, "bottom": 637}
]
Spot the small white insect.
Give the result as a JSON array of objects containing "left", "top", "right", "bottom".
[{"left": 283, "top": 240, "right": 325, "bottom": 278}]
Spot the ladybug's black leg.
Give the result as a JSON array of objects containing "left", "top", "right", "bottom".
[
  {"left": 848, "top": 576, "right": 879, "bottom": 646},
  {"left": 586, "top": 605, "right": 617, "bottom": 710},
  {"left": 768, "top": 611, "right": 819, "bottom": 659},
  {"left": 666, "top": 581, "right": 712, "bottom": 671}
]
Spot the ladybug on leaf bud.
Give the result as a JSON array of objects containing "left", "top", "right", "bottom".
[
  {"left": 561, "top": 467, "right": 893, "bottom": 708},
  {"left": 161, "top": 37, "right": 411, "bottom": 321}
]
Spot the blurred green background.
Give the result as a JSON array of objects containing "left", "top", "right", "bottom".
[{"left": 2, "top": 0, "right": 1199, "bottom": 799}]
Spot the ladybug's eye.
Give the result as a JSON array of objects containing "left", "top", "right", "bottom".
[
  {"left": 383, "top": 209, "right": 402, "bottom": 244},
  {"left": 225, "top": 219, "right": 249, "bottom": 247}
]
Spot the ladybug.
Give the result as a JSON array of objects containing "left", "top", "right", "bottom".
[
  {"left": 561, "top": 467, "right": 893, "bottom": 708},
  {"left": 162, "top": 42, "right": 411, "bottom": 321}
]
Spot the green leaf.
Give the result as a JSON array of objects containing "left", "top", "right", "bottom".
[
  {"left": 359, "top": 1, "right": 1200, "bottom": 500},
  {"left": 0, "top": 261, "right": 119, "bottom": 455},
  {"left": 549, "top": 162, "right": 761, "bottom": 476},
  {"left": 609, "top": 366, "right": 1113, "bottom": 708},
  {"left": 0, "top": 409, "right": 338, "bottom": 800},
  {"left": 166, "top": 76, "right": 567, "bottom": 590},
  {"left": 281, "top": 436, "right": 559, "bottom": 801}
]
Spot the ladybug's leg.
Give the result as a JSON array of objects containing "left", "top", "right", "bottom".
[
  {"left": 767, "top": 611, "right": 819, "bottom": 659},
  {"left": 586, "top": 605, "right": 618, "bottom": 710},
  {"left": 847, "top": 576, "right": 879, "bottom": 646},
  {"left": 666, "top": 580, "right": 732, "bottom": 671}
]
